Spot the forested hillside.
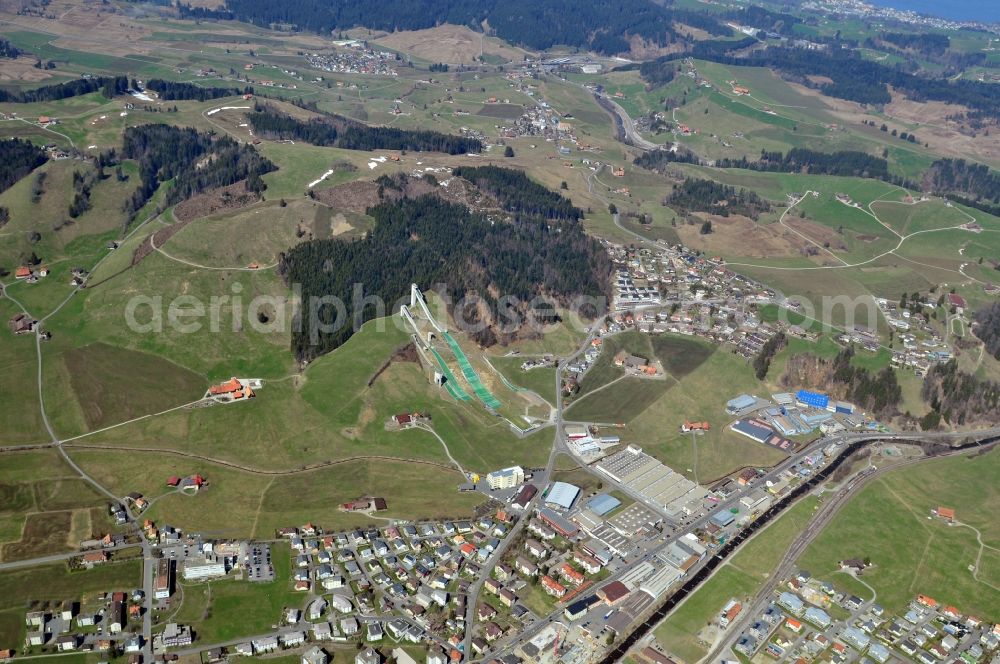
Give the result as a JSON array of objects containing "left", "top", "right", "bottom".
[
  {"left": 973, "top": 302, "right": 1000, "bottom": 361},
  {"left": 665, "top": 178, "right": 771, "bottom": 219},
  {"left": 121, "top": 124, "right": 275, "bottom": 223},
  {"left": 145, "top": 80, "right": 253, "bottom": 101},
  {"left": 451, "top": 166, "right": 582, "bottom": 221},
  {"left": 280, "top": 193, "right": 609, "bottom": 360},
  {"left": 248, "top": 105, "right": 482, "bottom": 154},
  {"left": 924, "top": 159, "right": 1000, "bottom": 216},
  {"left": 922, "top": 360, "right": 1000, "bottom": 427},
  {"left": 0, "top": 76, "right": 128, "bottom": 103},
  {"left": 0, "top": 139, "right": 47, "bottom": 194},
  {"left": 179, "top": 0, "right": 730, "bottom": 55}
]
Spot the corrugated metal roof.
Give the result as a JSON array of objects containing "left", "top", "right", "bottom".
[{"left": 586, "top": 493, "right": 621, "bottom": 516}]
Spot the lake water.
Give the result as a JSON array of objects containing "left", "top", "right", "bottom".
[{"left": 865, "top": 0, "right": 1000, "bottom": 24}]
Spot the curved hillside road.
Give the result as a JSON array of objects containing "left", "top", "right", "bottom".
[
  {"left": 150, "top": 231, "right": 279, "bottom": 272},
  {"left": 725, "top": 194, "right": 986, "bottom": 283}
]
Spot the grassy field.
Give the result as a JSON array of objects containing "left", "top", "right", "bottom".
[
  {"left": 798, "top": 449, "right": 1000, "bottom": 618},
  {"left": 0, "top": 450, "right": 113, "bottom": 561},
  {"left": 623, "top": 346, "right": 786, "bottom": 483},
  {"left": 653, "top": 496, "right": 820, "bottom": 663},
  {"left": 67, "top": 445, "right": 487, "bottom": 539},
  {"left": 490, "top": 356, "right": 558, "bottom": 405},
  {"left": 161, "top": 541, "right": 303, "bottom": 642}
]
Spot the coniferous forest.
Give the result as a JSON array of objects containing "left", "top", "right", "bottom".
[
  {"left": 451, "top": 166, "right": 583, "bottom": 221},
  {"left": 0, "top": 76, "right": 128, "bottom": 103},
  {"left": 120, "top": 124, "right": 275, "bottom": 223},
  {"left": 248, "top": 106, "right": 482, "bottom": 154},
  {"left": 179, "top": 0, "right": 729, "bottom": 55},
  {"left": 665, "top": 178, "right": 771, "bottom": 220},
  {"left": 280, "top": 193, "right": 610, "bottom": 361},
  {"left": 0, "top": 139, "right": 48, "bottom": 195},
  {"left": 145, "top": 80, "right": 253, "bottom": 101}
]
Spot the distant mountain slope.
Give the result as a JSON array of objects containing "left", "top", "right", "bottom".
[{"left": 179, "top": 0, "right": 730, "bottom": 55}]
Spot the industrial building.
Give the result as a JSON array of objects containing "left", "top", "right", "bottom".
[
  {"left": 795, "top": 389, "right": 829, "bottom": 409},
  {"left": 586, "top": 493, "right": 621, "bottom": 517},
  {"left": 538, "top": 507, "right": 580, "bottom": 538},
  {"left": 726, "top": 394, "right": 756, "bottom": 414},
  {"left": 545, "top": 482, "right": 581, "bottom": 510},
  {"left": 487, "top": 466, "right": 525, "bottom": 490},
  {"left": 595, "top": 445, "right": 709, "bottom": 518},
  {"left": 182, "top": 560, "right": 227, "bottom": 581},
  {"left": 710, "top": 509, "right": 736, "bottom": 528},
  {"left": 729, "top": 419, "right": 775, "bottom": 445}
]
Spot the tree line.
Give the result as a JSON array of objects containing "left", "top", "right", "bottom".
[
  {"left": 716, "top": 148, "right": 891, "bottom": 179},
  {"left": 923, "top": 158, "right": 1000, "bottom": 216},
  {"left": 0, "top": 75, "right": 128, "bottom": 103},
  {"left": 921, "top": 360, "right": 1000, "bottom": 428},
  {"left": 0, "top": 38, "right": 20, "bottom": 58},
  {"left": 120, "top": 124, "right": 275, "bottom": 224},
  {"left": 639, "top": 45, "right": 1000, "bottom": 114},
  {"left": 451, "top": 165, "right": 582, "bottom": 221},
  {"left": 753, "top": 332, "right": 787, "bottom": 380},
  {"left": 247, "top": 105, "right": 482, "bottom": 154},
  {"left": 0, "top": 138, "right": 47, "bottom": 195},
  {"left": 280, "top": 192, "right": 610, "bottom": 361},
  {"left": 179, "top": 0, "right": 730, "bottom": 55},
  {"left": 145, "top": 79, "right": 253, "bottom": 101},
  {"left": 665, "top": 178, "right": 771, "bottom": 220}
]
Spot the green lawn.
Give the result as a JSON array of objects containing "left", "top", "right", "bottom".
[
  {"left": 167, "top": 541, "right": 302, "bottom": 642},
  {"left": 798, "top": 449, "right": 1000, "bottom": 618}
]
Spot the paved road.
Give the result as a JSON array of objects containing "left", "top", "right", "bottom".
[
  {"left": 701, "top": 440, "right": 996, "bottom": 664},
  {"left": 0, "top": 542, "right": 142, "bottom": 571},
  {"left": 479, "top": 428, "right": 1000, "bottom": 662}
]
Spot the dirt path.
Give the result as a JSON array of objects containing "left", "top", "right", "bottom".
[
  {"left": 726, "top": 192, "right": 985, "bottom": 284},
  {"left": 410, "top": 422, "right": 469, "bottom": 480},
  {"left": 61, "top": 443, "right": 461, "bottom": 476}
]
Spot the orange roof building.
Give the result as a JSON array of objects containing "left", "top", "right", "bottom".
[
  {"left": 540, "top": 575, "right": 567, "bottom": 598},
  {"left": 935, "top": 506, "right": 955, "bottom": 521},
  {"left": 559, "top": 563, "right": 585, "bottom": 586},
  {"left": 209, "top": 377, "right": 243, "bottom": 395},
  {"left": 208, "top": 377, "right": 255, "bottom": 400},
  {"left": 15, "top": 266, "right": 32, "bottom": 279},
  {"left": 917, "top": 594, "right": 938, "bottom": 609}
]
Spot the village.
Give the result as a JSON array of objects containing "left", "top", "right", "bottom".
[{"left": 717, "top": 555, "right": 1000, "bottom": 664}]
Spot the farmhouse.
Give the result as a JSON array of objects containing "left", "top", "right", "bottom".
[
  {"left": 8, "top": 313, "right": 36, "bottom": 335},
  {"left": 934, "top": 506, "right": 955, "bottom": 521},
  {"left": 341, "top": 497, "right": 388, "bottom": 512}
]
